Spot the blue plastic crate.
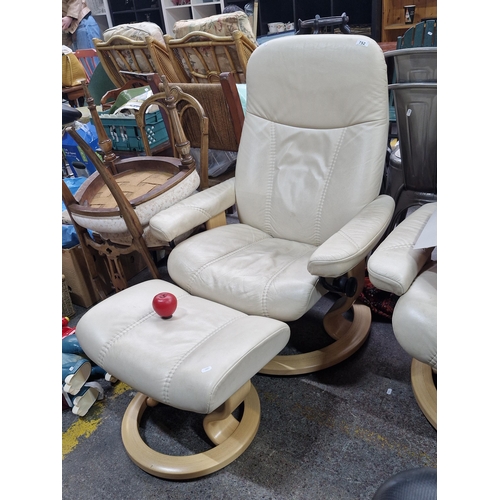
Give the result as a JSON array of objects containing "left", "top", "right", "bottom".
[{"left": 93, "top": 110, "right": 169, "bottom": 152}]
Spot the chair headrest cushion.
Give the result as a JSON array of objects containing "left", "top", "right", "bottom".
[
  {"left": 246, "top": 34, "right": 388, "bottom": 129},
  {"left": 103, "top": 22, "right": 165, "bottom": 45}
]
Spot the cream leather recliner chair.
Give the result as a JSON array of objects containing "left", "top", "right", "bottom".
[
  {"left": 368, "top": 203, "right": 437, "bottom": 428},
  {"left": 149, "top": 34, "right": 396, "bottom": 376}
]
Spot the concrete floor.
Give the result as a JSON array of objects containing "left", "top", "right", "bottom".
[{"left": 62, "top": 266, "right": 437, "bottom": 500}]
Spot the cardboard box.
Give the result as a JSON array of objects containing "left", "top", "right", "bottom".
[
  {"left": 62, "top": 245, "right": 147, "bottom": 308},
  {"left": 62, "top": 275, "right": 75, "bottom": 318}
]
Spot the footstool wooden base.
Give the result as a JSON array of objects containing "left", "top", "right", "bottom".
[{"left": 76, "top": 280, "right": 290, "bottom": 480}]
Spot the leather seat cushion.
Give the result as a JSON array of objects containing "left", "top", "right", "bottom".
[{"left": 168, "top": 224, "right": 324, "bottom": 322}]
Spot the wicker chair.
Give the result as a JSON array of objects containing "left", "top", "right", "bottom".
[
  {"left": 93, "top": 34, "right": 189, "bottom": 89},
  {"left": 164, "top": 30, "right": 256, "bottom": 83}
]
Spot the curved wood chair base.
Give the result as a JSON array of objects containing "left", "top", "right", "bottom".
[
  {"left": 411, "top": 358, "right": 437, "bottom": 429},
  {"left": 259, "top": 303, "right": 371, "bottom": 376},
  {"left": 121, "top": 384, "right": 261, "bottom": 480}
]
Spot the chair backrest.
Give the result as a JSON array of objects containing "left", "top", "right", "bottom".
[
  {"left": 84, "top": 66, "right": 115, "bottom": 107},
  {"left": 74, "top": 48, "right": 99, "bottom": 82},
  {"left": 172, "top": 79, "right": 242, "bottom": 152},
  {"left": 397, "top": 19, "right": 437, "bottom": 49},
  {"left": 385, "top": 47, "right": 437, "bottom": 83},
  {"left": 164, "top": 30, "right": 257, "bottom": 84},
  {"left": 235, "top": 35, "right": 389, "bottom": 246},
  {"left": 93, "top": 35, "right": 189, "bottom": 88},
  {"left": 385, "top": 46, "right": 437, "bottom": 119},
  {"left": 133, "top": 72, "right": 244, "bottom": 190},
  {"left": 389, "top": 82, "right": 437, "bottom": 193}
]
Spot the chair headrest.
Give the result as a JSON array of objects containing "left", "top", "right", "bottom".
[{"left": 245, "top": 34, "right": 388, "bottom": 129}]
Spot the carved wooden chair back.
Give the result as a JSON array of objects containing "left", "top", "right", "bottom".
[{"left": 164, "top": 31, "right": 256, "bottom": 84}]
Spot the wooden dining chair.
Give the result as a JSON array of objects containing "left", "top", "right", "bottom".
[
  {"left": 75, "top": 48, "right": 99, "bottom": 80},
  {"left": 63, "top": 49, "right": 99, "bottom": 107}
]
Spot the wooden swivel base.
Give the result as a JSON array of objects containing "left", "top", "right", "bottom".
[
  {"left": 260, "top": 261, "right": 371, "bottom": 376},
  {"left": 411, "top": 358, "right": 437, "bottom": 430},
  {"left": 259, "top": 303, "right": 371, "bottom": 376},
  {"left": 121, "top": 381, "right": 261, "bottom": 480}
]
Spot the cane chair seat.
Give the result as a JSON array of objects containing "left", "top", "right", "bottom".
[{"left": 71, "top": 158, "right": 199, "bottom": 238}]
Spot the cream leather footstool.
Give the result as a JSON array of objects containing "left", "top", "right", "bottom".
[{"left": 75, "top": 279, "right": 290, "bottom": 480}]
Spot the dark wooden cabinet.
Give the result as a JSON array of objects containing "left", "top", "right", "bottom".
[{"left": 107, "top": 0, "right": 166, "bottom": 32}]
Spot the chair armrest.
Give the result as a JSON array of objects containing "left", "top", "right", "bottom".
[
  {"left": 367, "top": 202, "right": 437, "bottom": 296},
  {"left": 149, "top": 178, "right": 236, "bottom": 243},
  {"left": 307, "top": 195, "right": 395, "bottom": 278}
]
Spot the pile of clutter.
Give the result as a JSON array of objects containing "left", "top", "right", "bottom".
[{"left": 62, "top": 317, "right": 116, "bottom": 417}]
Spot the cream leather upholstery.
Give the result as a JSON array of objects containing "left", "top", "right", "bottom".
[
  {"left": 149, "top": 35, "right": 395, "bottom": 374},
  {"left": 393, "top": 263, "right": 437, "bottom": 369},
  {"left": 368, "top": 202, "right": 437, "bottom": 369},
  {"left": 76, "top": 280, "right": 290, "bottom": 414}
]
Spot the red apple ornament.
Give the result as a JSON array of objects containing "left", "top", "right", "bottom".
[{"left": 152, "top": 292, "right": 178, "bottom": 319}]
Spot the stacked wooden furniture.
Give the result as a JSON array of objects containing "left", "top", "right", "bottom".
[
  {"left": 93, "top": 16, "right": 250, "bottom": 189},
  {"left": 62, "top": 82, "right": 201, "bottom": 297}
]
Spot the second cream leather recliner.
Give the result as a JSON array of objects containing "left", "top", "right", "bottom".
[
  {"left": 368, "top": 203, "right": 437, "bottom": 428},
  {"left": 148, "top": 34, "right": 395, "bottom": 376}
]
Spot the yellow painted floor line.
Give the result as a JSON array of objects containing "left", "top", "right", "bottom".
[{"left": 62, "top": 382, "right": 131, "bottom": 460}]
